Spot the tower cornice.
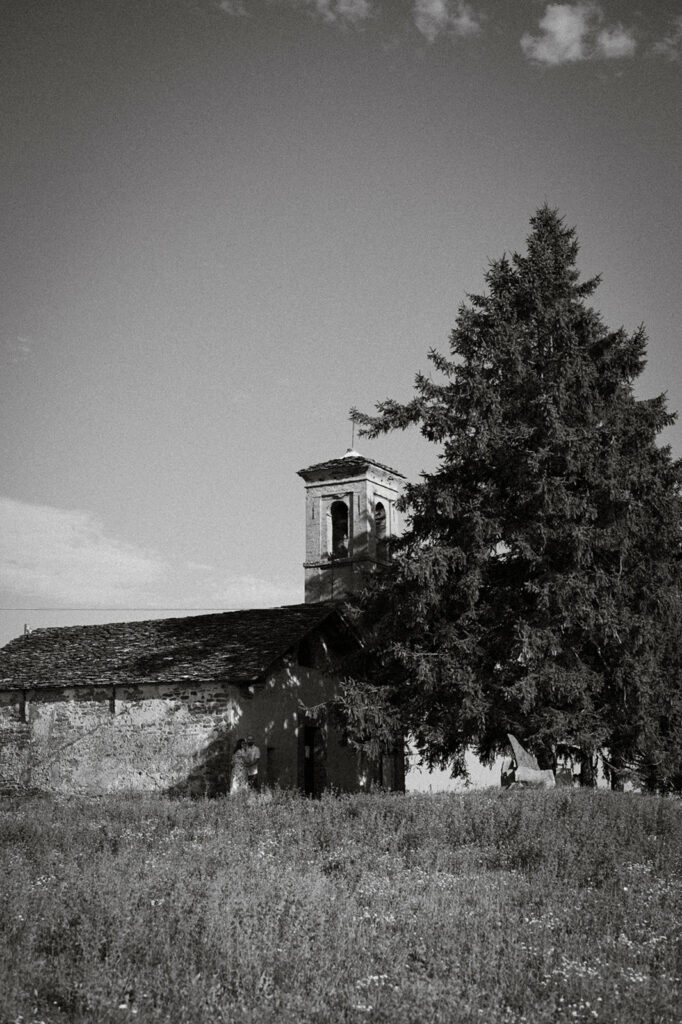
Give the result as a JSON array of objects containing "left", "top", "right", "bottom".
[{"left": 298, "top": 451, "right": 405, "bottom": 484}]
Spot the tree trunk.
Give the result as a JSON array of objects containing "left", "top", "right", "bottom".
[{"left": 579, "top": 749, "right": 598, "bottom": 788}]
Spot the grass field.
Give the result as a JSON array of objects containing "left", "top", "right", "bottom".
[{"left": 1, "top": 789, "right": 680, "bottom": 1024}]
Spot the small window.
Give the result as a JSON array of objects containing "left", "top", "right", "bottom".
[
  {"left": 375, "top": 501, "right": 388, "bottom": 559},
  {"left": 330, "top": 500, "right": 349, "bottom": 558}
]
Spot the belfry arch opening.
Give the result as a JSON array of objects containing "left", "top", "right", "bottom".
[
  {"left": 330, "top": 501, "right": 349, "bottom": 558},
  {"left": 375, "top": 500, "right": 387, "bottom": 560}
]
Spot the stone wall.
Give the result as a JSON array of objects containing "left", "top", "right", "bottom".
[{"left": 0, "top": 663, "right": 366, "bottom": 796}]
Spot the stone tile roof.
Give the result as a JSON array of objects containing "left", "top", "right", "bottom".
[
  {"left": 0, "top": 603, "right": 345, "bottom": 690},
  {"left": 298, "top": 451, "right": 405, "bottom": 482}
]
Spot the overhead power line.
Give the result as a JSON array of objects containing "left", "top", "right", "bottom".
[{"left": 0, "top": 607, "right": 243, "bottom": 612}]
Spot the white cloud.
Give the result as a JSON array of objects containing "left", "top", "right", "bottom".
[
  {"left": 449, "top": 2, "right": 480, "bottom": 38},
  {"left": 333, "top": 0, "right": 373, "bottom": 23},
  {"left": 0, "top": 497, "right": 298, "bottom": 611},
  {"left": 413, "top": 0, "right": 481, "bottom": 43},
  {"left": 651, "top": 15, "right": 682, "bottom": 61},
  {"left": 595, "top": 25, "right": 636, "bottom": 59},
  {"left": 218, "top": 0, "right": 249, "bottom": 14},
  {"left": 292, "top": 0, "right": 374, "bottom": 24},
  {"left": 521, "top": 3, "right": 593, "bottom": 64},
  {"left": 0, "top": 498, "right": 163, "bottom": 606},
  {"left": 521, "top": 3, "right": 636, "bottom": 65},
  {"left": 414, "top": 0, "right": 448, "bottom": 42}
]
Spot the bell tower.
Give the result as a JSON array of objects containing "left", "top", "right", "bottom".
[{"left": 297, "top": 450, "right": 405, "bottom": 603}]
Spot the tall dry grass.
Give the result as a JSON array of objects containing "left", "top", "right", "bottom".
[{"left": 1, "top": 789, "right": 680, "bottom": 1024}]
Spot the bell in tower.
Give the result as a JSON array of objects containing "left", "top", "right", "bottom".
[{"left": 297, "top": 449, "right": 405, "bottom": 603}]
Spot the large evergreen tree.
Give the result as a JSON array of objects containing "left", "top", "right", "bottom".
[{"left": 350, "top": 207, "right": 682, "bottom": 788}]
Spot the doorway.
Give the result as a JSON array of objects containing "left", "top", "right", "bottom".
[{"left": 301, "top": 721, "right": 326, "bottom": 798}]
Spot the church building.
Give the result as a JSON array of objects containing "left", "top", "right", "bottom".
[{"left": 0, "top": 451, "right": 405, "bottom": 796}]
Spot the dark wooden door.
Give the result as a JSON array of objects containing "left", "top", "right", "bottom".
[{"left": 302, "top": 723, "right": 326, "bottom": 797}]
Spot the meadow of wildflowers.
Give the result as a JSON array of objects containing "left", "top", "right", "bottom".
[{"left": 1, "top": 789, "right": 680, "bottom": 1024}]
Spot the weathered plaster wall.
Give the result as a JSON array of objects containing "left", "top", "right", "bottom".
[
  {"left": 260, "top": 662, "right": 361, "bottom": 793},
  {"left": 0, "top": 664, "right": 364, "bottom": 796}
]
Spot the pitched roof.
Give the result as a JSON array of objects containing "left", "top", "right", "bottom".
[
  {"left": 0, "top": 603, "right": 347, "bottom": 690},
  {"left": 298, "top": 450, "right": 405, "bottom": 482}
]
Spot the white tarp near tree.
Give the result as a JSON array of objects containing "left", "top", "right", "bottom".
[{"left": 501, "top": 734, "right": 556, "bottom": 789}]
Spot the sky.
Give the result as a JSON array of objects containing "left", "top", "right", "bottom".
[{"left": 1, "top": 0, "right": 681, "bottom": 649}]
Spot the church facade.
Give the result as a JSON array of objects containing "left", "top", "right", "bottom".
[{"left": 0, "top": 451, "right": 405, "bottom": 796}]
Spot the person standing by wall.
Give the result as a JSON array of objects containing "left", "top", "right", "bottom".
[
  {"left": 230, "top": 738, "right": 249, "bottom": 794},
  {"left": 244, "top": 736, "right": 261, "bottom": 791}
]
